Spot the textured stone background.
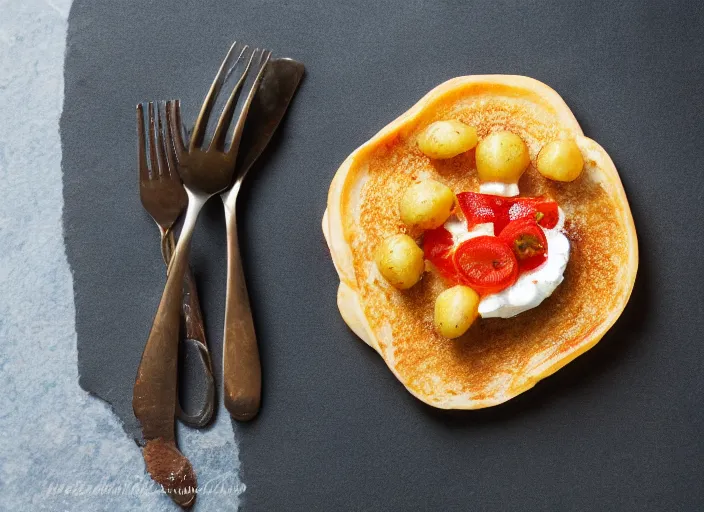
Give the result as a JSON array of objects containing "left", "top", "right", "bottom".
[{"left": 0, "top": 1, "right": 243, "bottom": 509}]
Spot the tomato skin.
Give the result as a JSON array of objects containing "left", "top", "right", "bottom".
[
  {"left": 452, "top": 236, "right": 518, "bottom": 295},
  {"left": 423, "top": 226, "right": 458, "bottom": 280},
  {"left": 507, "top": 199, "right": 559, "bottom": 230},
  {"left": 456, "top": 192, "right": 502, "bottom": 226},
  {"left": 457, "top": 192, "right": 559, "bottom": 234},
  {"left": 499, "top": 218, "right": 548, "bottom": 271}
]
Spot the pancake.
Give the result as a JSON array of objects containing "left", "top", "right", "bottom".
[{"left": 323, "top": 75, "right": 638, "bottom": 409}]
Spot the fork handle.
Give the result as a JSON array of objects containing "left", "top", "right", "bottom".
[
  {"left": 162, "top": 229, "right": 209, "bottom": 343},
  {"left": 223, "top": 207, "right": 261, "bottom": 421},
  {"left": 133, "top": 195, "right": 205, "bottom": 440}
]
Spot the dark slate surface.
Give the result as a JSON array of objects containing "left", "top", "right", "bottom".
[{"left": 62, "top": 0, "right": 704, "bottom": 510}]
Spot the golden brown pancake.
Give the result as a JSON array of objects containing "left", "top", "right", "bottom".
[{"left": 323, "top": 75, "right": 638, "bottom": 409}]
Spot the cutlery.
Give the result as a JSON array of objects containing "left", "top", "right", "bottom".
[
  {"left": 220, "top": 57, "right": 305, "bottom": 421},
  {"left": 133, "top": 101, "right": 197, "bottom": 508},
  {"left": 137, "top": 101, "right": 215, "bottom": 429},
  {"left": 133, "top": 41, "right": 270, "bottom": 508}
]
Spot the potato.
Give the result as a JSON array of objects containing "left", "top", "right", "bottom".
[
  {"left": 417, "top": 120, "right": 478, "bottom": 159},
  {"left": 434, "top": 285, "right": 480, "bottom": 339},
  {"left": 375, "top": 234, "right": 425, "bottom": 289},
  {"left": 537, "top": 139, "right": 584, "bottom": 182},
  {"left": 475, "top": 131, "right": 530, "bottom": 183},
  {"left": 400, "top": 179, "right": 455, "bottom": 230}
]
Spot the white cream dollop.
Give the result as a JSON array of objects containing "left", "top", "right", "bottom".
[
  {"left": 441, "top": 209, "right": 570, "bottom": 319},
  {"left": 444, "top": 217, "right": 494, "bottom": 243},
  {"left": 479, "top": 181, "right": 519, "bottom": 197}
]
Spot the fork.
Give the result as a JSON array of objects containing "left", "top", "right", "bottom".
[
  {"left": 136, "top": 101, "right": 215, "bottom": 429},
  {"left": 133, "top": 101, "right": 197, "bottom": 508},
  {"left": 220, "top": 58, "right": 305, "bottom": 421}
]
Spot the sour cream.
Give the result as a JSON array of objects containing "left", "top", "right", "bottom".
[
  {"left": 479, "top": 181, "right": 519, "bottom": 197},
  {"left": 442, "top": 209, "right": 570, "bottom": 319},
  {"left": 444, "top": 218, "right": 494, "bottom": 243}
]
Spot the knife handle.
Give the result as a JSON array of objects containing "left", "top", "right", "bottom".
[{"left": 222, "top": 208, "right": 261, "bottom": 421}]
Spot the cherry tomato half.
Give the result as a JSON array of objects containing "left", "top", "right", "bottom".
[
  {"left": 499, "top": 218, "right": 548, "bottom": 271},
  {"left": 453, "top": 236, "right": 518, "bottom": 295}
]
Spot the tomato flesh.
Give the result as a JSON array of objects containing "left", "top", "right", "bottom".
[
  {"left": 453, "top": 236, "right": 518, "bottom": 295},
  {"left": 457, "top": 192, "right": 559, "bottom": 234},
  {"left": 423, "top": 226, "right": 458, "bottom": 280},
  {"left": 499, "top": 218, "right": 548, "bottom": 271}
]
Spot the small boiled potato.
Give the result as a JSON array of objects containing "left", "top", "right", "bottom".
[
  {"left": 434, "top": 285, "right": 480, "bottom": 339},
  {"left": 400, "top": 179, "right": 455, "bottom": 230},
  {"left": 417, "top": 120, "right": 478, "bottom": 159},
  {"left": 475, "top": 131, "right": 530, "bottom": 183},
  {"left": 375, "top": 234, "right": 425, "bottom": 290},
  {"left": 537, "top": 139, "right": 584, "bottom": 182}
]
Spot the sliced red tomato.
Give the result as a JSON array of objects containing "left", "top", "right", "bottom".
[
  {"left": 499, "top": 218, "right": 548, "bottom": 271},
  {"left": 456, "top": 192, "right": 503, "bottom": 226},
  {"left": 423, "top": 226, "right": 457, "bottom": 280},
  {"left": 457, "top": 191, "right": 559, "bottom": 234},
  {"left": 453, "top": 236, "right": 518, "bottom": 295},
  {"left": 507, "top": 198, "right": 559, "bottom": 230}
]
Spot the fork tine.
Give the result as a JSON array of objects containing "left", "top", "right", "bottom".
[
  {"left": 136, "top": 103, "right": 150, "bottom": 182},
  {"left": 147, "top": 102, "right": 160, "bottom": 178},
  {"left": 155, "top": 102, "right": 170, "bottom": 178},
  {"left": 166, "top": 100, "right": 186, "bottom": 159},
  {"left": 208, "top": 48, "right": 257, "bottom": 151},
  {"left": 190, "top": 41, "right": 247, "bottom": 151},
  {"left": 160, "top": 102, "right": 180, "bottom": 181},
  {"left": 226, "top": 49, "right": 272, "bottom": 157}
]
